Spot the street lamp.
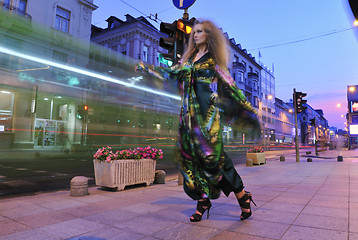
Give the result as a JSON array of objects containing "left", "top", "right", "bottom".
[
  {"left": 337, "top": 103, "right": 342, "bottom": 108},
  {"left": 349, "top": 86, "right": 356, "bottom": 92}
]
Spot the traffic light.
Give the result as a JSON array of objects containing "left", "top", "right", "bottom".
[
  {"left": 159, "top": 21, "right": 178, "bottom": 63},
  {"left": 159, "top": 18, "right": 196, "bottom": 64},
  {"left": 294, "top": 91, "right": 307, "bottom": 113},
  {"left": 309, "top": 118, "right": 316, "bottom": 126},
  {"left": 77, "top": 105, "right": 89, "bottom": 119},
  {"left": 176, "top": 18, "right": 196, "bottom": 57}
]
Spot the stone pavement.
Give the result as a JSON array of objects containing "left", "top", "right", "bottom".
[{"left": 0, "top": 149, "right": 358, "bottom": 240}]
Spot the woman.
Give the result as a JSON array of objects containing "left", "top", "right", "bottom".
[{"left": 136, "top": 19, "right": 261, "bottom": 222}]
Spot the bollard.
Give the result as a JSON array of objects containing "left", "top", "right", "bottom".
[
  {"left": 246, "top": 159, "right": 253, "bottom": 167},
  {"left": 280, "top": 155, "right": 285, "bottom": 162},
  {"left": 70, "top": 176, "right": 88, "bottom": 197},
  {"left": 154, "top": 170, "right": 166, "bottom": 184},
  {"left": 178, "top": 170, "right": 183, "bottom": 185},
  {"left": 337, "top": 156, "right": 343, "bottom": 162},
  {"left": 307, "top": 158, "right": 312, "bottom": 162}
]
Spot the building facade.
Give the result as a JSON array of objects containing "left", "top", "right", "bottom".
[
  {"left": 91, "top": 14, "right": 168, "bottom": 67},
  {"left": 275, "top": 98, "right": 295, "bottom": 144}
]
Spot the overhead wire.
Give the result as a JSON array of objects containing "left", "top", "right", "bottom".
[
  {"left": 248, "top": 27, "right": 355, "bottom": 51},
  {"left": 119, "top": 0, "right": 166, "bottom": 23}
]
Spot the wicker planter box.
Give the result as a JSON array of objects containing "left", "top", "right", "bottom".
[
  {"left": 93, "top": 159, "right": 156, "bottom": 190},
  {"left": 246, "top": 152, "right": 266, "bottom": 165}
]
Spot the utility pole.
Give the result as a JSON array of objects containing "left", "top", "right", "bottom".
[
  {"left": 293, "top": 88, "right": 299, "bottom": 162},
  {"left": 315, "top": 123, "right": 319, "bottom": 156}
]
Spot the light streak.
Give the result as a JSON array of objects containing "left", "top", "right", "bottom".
[{"left": 0, "top": 46, "right": 181, "bottom": 101}]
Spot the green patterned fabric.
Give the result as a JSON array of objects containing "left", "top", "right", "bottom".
[{"left": 143, "top": 53, "right": 260, "bottom": 200}]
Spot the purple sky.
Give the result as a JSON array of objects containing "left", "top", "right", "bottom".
[{"left": 92, "top": 0, "right": 358, "bottom": 130}]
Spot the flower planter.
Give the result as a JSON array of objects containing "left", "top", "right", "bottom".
[
  {"left": 93, "top": 159, "right": 156, "bottom": 190},
  {"left": 246, "top": 152, "right": 266, "bottom": 165}
]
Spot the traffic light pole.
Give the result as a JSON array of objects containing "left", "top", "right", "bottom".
[
  {"left": 315, "top": 123, "right": 318, "bottom": 156},
  {"left": 293, "top": 88, "right": 300, "bottom": 162}
]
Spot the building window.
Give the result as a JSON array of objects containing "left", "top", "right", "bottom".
[
  {"left": 253, "top": 96, "right": 258, "bottom": 107},
  {"left": 253, "top": 81, "right": 258, "bottom": 91},
  {"left": 18, "top": 0, "right": 27, "bottom": 15},
  {"left": 238, "top": 72, "right": 244, "bottom": 83},
  {"left": 55, "top": 7, "right": 70, "bottom": 33},
  {"left": 156, "top": 52, "right": 160, "bottom": 66},
  {"left": 143, "top": 45, "right": 148, "bottom": 62}
]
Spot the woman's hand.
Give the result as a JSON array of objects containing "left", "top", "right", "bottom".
[{"left": 135, "top": 62, "right": 145, "bottom": 73}]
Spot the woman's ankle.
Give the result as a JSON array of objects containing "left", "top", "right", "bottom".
[{"left": 235, "top": 190, "right": 245, "bottom": 199}]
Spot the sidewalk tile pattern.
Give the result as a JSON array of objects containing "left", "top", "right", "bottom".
[{"left": 1, "top": 149, "right": 358, "bottom": 239}]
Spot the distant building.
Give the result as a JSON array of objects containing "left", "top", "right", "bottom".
[
  {"left": 91, "top": 14, "right": 167, "bottom": 67},
  {"left": 298, "top": 104, "right": 329, "bottom": 146},
  {"left": 347, "top": 85, "right": 358, "bottom": 148},
  {"left": 275, "top": 98, "right": 295, "bottom": 144},
  {"left": 260, "top": 65, "right": 276, "bottom": 144},
  {"left": 226, "top": 36, "right": 263, "bottom": 143}
]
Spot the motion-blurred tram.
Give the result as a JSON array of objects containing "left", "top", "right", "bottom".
[
  {"left": 0, "top": 11, "right": 259, "bottom": 194},
  {"left": 0, "top": 11, "right": 182, "bottom": 152},
  {"left": 0, "top": 11, "right": 257, "bottom": 153}
]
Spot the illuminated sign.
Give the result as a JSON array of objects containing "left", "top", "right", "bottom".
[
  {"left": 349, "top": 124, "right": 358, "bottom": 135},
  {"left": 352, "top": 101, "right": 358, "bottom": 112}
]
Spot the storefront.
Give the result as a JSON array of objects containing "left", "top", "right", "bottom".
[{"left": 0, "top": 89, "right": 15, "bottom": 148}]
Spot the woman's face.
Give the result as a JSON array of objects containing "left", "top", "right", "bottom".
[{"left": 193, "top": 24, "right": 208, "bottom": 46}]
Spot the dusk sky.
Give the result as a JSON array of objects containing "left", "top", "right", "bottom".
[{"left": 92, "top": 0, "right": 358, "bottom": 130}]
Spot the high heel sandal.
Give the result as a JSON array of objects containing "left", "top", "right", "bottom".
[
  {"left": 190, "top": 198, "right": 212, "bottom": 222},
  {"left": 237, "top": 191, "right": 256, "bottom": 220}
]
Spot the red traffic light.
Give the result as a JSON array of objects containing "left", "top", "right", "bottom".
[
  {"left": 294, "top": 91, "right": 307, "bottom": 113},
  {"left": 84, "top": 105, "right": 88, "bottom": 111}
]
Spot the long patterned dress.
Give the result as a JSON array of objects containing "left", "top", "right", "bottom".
[{"left": 143, "top": 53, "right": 260, "bottom": 200}]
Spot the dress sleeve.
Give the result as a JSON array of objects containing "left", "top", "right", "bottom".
[
  {"left": 215, "top": 65, "right": 261, "bottom": 138},
  {"left": 136, "top": 62, "right": 185, "bottom": 82}
]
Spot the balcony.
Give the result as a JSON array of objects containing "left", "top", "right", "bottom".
[
  {"left": 248, "top": 72, "right": 259, "bottom": 80},
  {"left": 232, "top": 61, "right": 246, "bottom": 72},
  {"left": 1, "top": 2, "right": 32, "bottom": 19},
  {"left": 245, "top": 84, "right": 252, "bottom": 92}
]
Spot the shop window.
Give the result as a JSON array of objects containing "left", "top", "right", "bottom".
[
  {"left": 0, "top": 90, "right": 14, "bottom": 132},
  {"left": 53, "top": 50, "right": 68, "bottom": 63}
]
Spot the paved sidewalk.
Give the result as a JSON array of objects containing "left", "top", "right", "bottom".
[{"left": 0, "top": 149, "right": 358, "bottom": 240}]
